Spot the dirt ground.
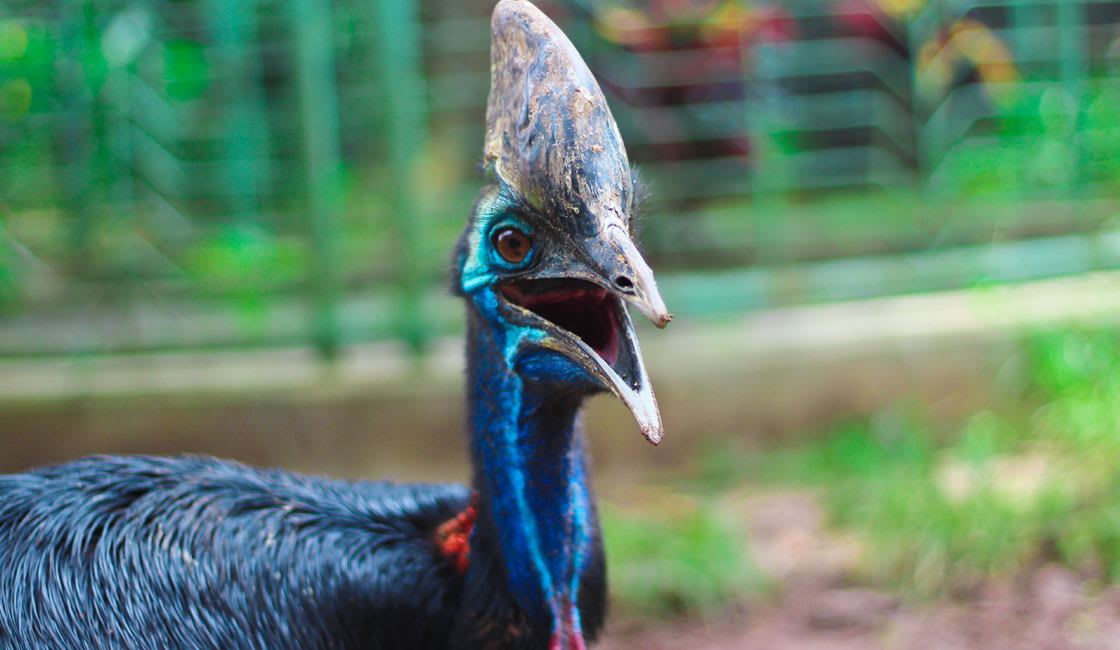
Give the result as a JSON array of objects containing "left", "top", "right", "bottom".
[
  {"left": 599, "top": 491, "right": 1120, "bottom": 650},
  {"left": 601, "top": 569, "right": 1120, "bottom": 650}
]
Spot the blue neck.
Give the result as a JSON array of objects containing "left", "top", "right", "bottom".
[{"left": 465, "top": 310, "right": 596, "bottom": 636}]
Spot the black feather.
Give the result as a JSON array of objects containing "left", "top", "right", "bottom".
[
  {"left": 0, "top": 455, "right": 606, "bottom": 650},
  {"left": 0, "top": 456, "right": 469, "bottom": 649}
]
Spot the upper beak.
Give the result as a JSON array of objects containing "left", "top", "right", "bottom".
[{"left": 602, "top": 224, "right": 672, "bottom": 329}]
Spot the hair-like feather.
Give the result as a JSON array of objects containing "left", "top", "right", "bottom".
[
  {"left": 0, "top": 456, "right": 475, "bottom": 650},
  {"left": 0, "top": 453, "right": 608, "bottom": 650}
]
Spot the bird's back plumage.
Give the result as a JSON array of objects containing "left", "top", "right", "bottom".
[{"left": 0, "top": 455, "right": 471, "bottom": 650}]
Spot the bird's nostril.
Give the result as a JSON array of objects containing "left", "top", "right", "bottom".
[{"left": 614, "top": 276, "right": 634, "bottom": 292}]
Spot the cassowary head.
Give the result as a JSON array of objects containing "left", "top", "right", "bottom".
[{"left": 454, "top": 0, "right": 671, "bottom": 443}]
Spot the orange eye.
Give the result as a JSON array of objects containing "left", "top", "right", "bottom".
[{"left": 492, "top": 226, "right": 532, "bottom": 264}]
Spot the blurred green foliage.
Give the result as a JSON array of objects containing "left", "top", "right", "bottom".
[
  {"left": 0, "top": 0, "right": 1119, "bottom": 356},
  {"left": 604, "top": 326, "right": 1120, "bottom": 616},
  {"left": 162, "top": 39, "right": 209, "bottom": 101},
  {"left": 683, "top": 328, "right": 1120, "bottom": 600},
  {"left": 601, "top": 495, "right": 767, "bottom": 618},
  {"left": 940, "top": 84, "right": 1120, "bottom": 196}
]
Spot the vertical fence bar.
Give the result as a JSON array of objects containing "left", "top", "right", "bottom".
[
  {"left": 1057, "top": 0, "right": 1088, "bottom": 96},
  {"left": 106, "top": 65, "right": 137, "bottom": 236},
  {"left": 371, "top": 0, "right": 429, "bottom": 355},
  {"left": 747, "top": 31, "right": 796, "bottom": 266},
  {"left": 98, "top": 1, "right": 146, "bottom": 235},
  {"left": 908, "top": 0, "right": 937, "bottom": 187},
  {"left": 207, "top": 0, "right": 271, "bottom": 226},
  {"left": 293, "top": 0, "right": 344, "bottom": 358},
  {"left": 1011, "top": 0, "right": 1043, "bottom": 65},
  {"left": 1057, "top": 0, "right": 1087, "bottom": 188},
  {"left": 58, "top": 0, "right": 97, "bottom": 275}
]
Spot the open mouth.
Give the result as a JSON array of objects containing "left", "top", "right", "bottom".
[
  {"left": 500, "top": 278, "right": 621, "bottom": 366},
  {"left": 497, "top": 274, "right": 661, "bottom": 443}
]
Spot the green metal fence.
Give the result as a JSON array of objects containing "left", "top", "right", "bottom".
[{"left": 0, "top": 0, "right": 1118, "bottom": 358}]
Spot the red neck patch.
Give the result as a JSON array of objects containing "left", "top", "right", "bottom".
[
  {"left": 548, "top": 604, "right": 587, "bottom": 650},
  {"left": 434, "top": 494, "right": 478, "bottom": 574}
]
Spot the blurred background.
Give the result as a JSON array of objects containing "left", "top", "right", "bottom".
[{"left": 3, "top": 0, "right": 1120, "bottom": 646}]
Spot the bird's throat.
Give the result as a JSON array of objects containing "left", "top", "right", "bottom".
[{"left": 465, "top": 314, "right": 598, "bottom": 645}]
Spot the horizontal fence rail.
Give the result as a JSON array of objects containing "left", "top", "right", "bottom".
[{"left": 0, "top": 0, "right": 1118, "bottom": 357}]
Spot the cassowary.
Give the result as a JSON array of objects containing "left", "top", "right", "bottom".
[{"left": 0, "top": 1, "right": 670, "bottom": 649}]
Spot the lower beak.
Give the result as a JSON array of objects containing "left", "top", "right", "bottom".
[
  {"left": 601, "top": 301, "right": 663, "bottom": 444},
  {"left": 502, "top": 287, "right": 665, "bottom": 445}
]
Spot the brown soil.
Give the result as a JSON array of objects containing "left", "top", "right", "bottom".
[{"left": 601, "top": 568, "right": 1120, "bottom": 650}]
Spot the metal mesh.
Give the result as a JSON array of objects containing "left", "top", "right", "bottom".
[{"left": 0, "top": 0, "right": 1118, "bottom": 356}]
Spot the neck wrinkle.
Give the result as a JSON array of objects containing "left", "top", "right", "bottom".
[{"left": 464, "top": 315, "right": 595, "bottom": 636}]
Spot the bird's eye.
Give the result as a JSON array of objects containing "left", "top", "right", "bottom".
[{"left": 492, "top": 226, "right": 532, "bottom": 264}]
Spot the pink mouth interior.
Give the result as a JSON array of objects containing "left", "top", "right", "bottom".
[{"left": 501, "top": 279, "right": 621, "bottom": 367}]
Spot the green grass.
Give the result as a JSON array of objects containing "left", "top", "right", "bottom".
[
  {"left": 600, "top": 493, "right": 768, "bottom": 618},
  {"left": 744, "top": 328, "right": 1120, "bottom": 595},
  {"left": 604, "top": 327, "right": 1120, "bottom": 618}
]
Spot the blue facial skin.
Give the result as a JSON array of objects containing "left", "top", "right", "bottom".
[
  {"left": 458, "top": 186, "right": 606, "bottom": 638},
  {"left": 461, "top": 186, "right": 605, "bottom": 390}
]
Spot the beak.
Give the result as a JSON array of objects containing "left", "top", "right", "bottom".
[
  {"left": 497, "top": 225, "right": 670, "bottom": 445},
  {"left": 610, "top": 304, "right": 666, "bottom": 445},
  {"left": 601, "top": 224, "right": 673, "bottom": 329}
]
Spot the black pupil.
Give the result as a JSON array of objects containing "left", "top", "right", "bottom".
[{"left": 496, "top": 228, "right": 529, "bottom": 262}]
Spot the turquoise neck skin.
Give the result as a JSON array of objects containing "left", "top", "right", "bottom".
[{"left": 464, "top": 286, "right": 596, "bottom": 643}]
